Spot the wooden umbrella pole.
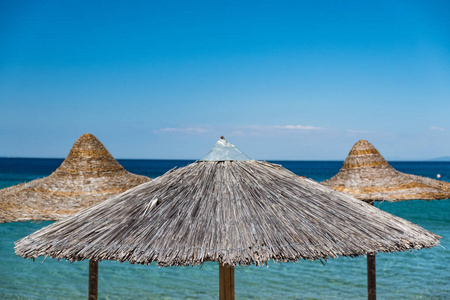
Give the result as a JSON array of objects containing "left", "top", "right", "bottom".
[
  {"left": 219, "top": 263, "right": 235, "bottom": 300},
  {"left": 88, "top": 260, "right": 98, "bottom": 300},
  {"left": 367, "top": 201, "right": 376, "bottom": 300},
  {"left": 367, "top": 253, "right": 376, "bottom": 300}
]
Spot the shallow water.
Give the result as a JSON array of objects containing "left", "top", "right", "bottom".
[{"left": 0, "top": 159, "right": 449, "bottom": 299}]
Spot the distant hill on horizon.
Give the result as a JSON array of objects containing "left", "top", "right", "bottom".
[{"left": 429, "top": 156, "right": 450, "bottom": 162}]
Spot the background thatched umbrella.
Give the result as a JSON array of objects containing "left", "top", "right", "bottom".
[
  {"left": 15, "top": 138, "right": 440, "bottom": 300},
  {"left": 322, "top": 139, "right": 450, "bottom": 299},
  {"left": 0, "top": 133, "right": 150, "bottom": 223},
  {"left": 322, "top": 139, "right": 450, "bottom": 203}
]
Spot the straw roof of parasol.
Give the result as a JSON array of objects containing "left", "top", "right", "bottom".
[
  {"left": 1, "top": 133, "right": 150, "bottom": 223},
  {"left": 15, "top": 138, "right": 440, "bottom": 267},
  {"left": 322, "top": 139, "right": 450, "bottom": 203}
]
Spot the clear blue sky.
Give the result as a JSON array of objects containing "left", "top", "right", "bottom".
[{"left": 1, "top": 0, "right": 449, "bottom": 160}]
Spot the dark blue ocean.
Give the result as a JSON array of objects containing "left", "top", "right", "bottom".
[{"left": 1, "top": 158, "right": 449, "bottom": 299}]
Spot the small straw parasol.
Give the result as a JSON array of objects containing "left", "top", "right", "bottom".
[
  {"left": 322, "top": 139, "right": 450, "bottom": 203},
  {"left": 15, "top": 137, "right": 440, "bottom": 300},
  {"left": 322, "top": 139, "right": 450, "bottom": 299},
  {"left": 0, "top": 133, "right": 150, "bottom": 223}
]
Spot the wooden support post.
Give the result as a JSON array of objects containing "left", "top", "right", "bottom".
[
  {"left": 219, "top": 263, "right": 235, "bottom": 300},
  {"left": 88, "top": 260, "right": 98, "bottom": 300},
  {"left": 367, "top": 201, "right": 376, "bottom": 300},
  {"left": 367, "top": 252, "right": 376, "bottom": 300}
]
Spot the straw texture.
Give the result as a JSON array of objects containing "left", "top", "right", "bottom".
[
  {"left": 322, "top": 140, "right": 450, "bottom": 202},
  {"left": 1, "top": 133, "right": 150, "bottom": 222},
  {"left": 15, "top": 160, "right": 440, "bottom": 267}
]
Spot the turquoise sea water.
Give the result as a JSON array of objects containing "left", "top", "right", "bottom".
[{"left": 0, "top": 158, "right": 449, "bottom": 299}]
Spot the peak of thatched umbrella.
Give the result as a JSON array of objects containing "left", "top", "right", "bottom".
[
  {"left": 54, "top": 133, "right": 126, "bottom": 174},
  {"left": 0, "top": 133, "right": 150, "bottom": 223},
  {"left": 15, "top": 139, "right": 440, "bottom": 267},
  {"left": 201, "top": 137, "right": 252, "bottom": 161},
  {"left": 341, "top": 139, "right": 390, "bottom": 170},
  {"left": 322, "top": 139, "right": 450, "bottom": 202}
]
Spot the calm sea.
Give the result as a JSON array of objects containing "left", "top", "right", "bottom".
[{"left": 0, "top": 158, "right": 449, "bottom": 299}]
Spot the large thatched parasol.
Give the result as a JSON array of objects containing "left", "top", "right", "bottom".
[
  {"left": 322, "top": 139, "right": 450, "bottom": 203},
  {"left": 322, "top": 139, "right": 450, "bottom": 299},
  {"left": 15, "top": 138, "right": 440, "bottom": 299},
  {"left": 0, "top": 133, "right": 150, "bottom": 223}
]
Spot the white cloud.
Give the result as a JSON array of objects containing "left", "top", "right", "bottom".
[
  {"left": 429, "top": 126, "right": 445, "bottom": 131},
  {"left": 273, "top": 125, "right": 322, "bottom": 130},
  {"left": 154, "top": 127, "right": 210, "bottom": 134},
  {"left": 233, "top": 124, "right": 323, "bottom": 137},
  {"left": 154, "top": 124, "right": 323, "bottom": 137}
]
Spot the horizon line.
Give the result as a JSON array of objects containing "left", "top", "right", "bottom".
[{"left": 0, "top": 156, "right": 449, "bottom": 162}]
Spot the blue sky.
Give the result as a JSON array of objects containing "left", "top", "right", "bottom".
[{"left": 1, "top": 0, "right": 449, "bottom": 160}]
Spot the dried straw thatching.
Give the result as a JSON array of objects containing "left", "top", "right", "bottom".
[
  {"left": 322, "top": 139, "right": 450, "bottom": 203},
  {"left": 15, "top": 139, "right": 440, "bottom": 267},
  {"left": 1, "top": 133, "right": 150, "bottom": 223}
]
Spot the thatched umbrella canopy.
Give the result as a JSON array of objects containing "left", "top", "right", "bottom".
[
  {"left": 15, "top": 138, "right": 440, "bottom": 299},
  {"left": 322, "top": 139, "right": 449, "bottom": 299},
  {"left": 0, "top": 133, "right": 150, "bottom": 223},
  {"left": 322, "top": 139, "right": 450, "bottom": 203}
]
